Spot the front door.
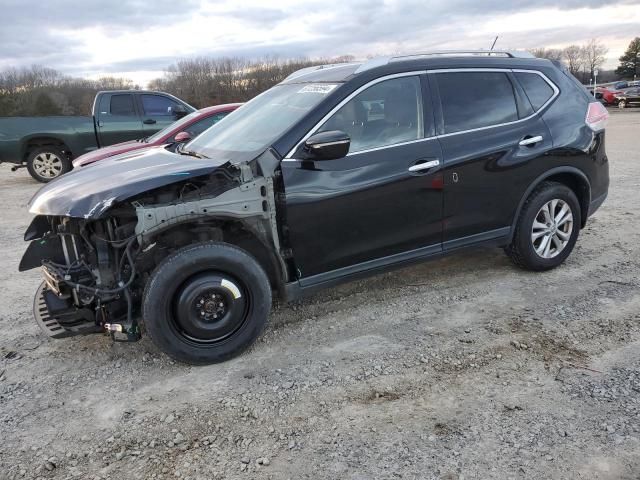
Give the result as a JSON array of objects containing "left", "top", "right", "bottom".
[
  {"left": 139, "top": 94, "right": 184, "bottom": 135},
  {"left": 282, "top": 74, "right": 444, "bottom": 281}
]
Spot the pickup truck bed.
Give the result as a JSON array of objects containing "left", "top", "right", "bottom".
[
  {"left": 0, "top": 116, "right": 98, "bottom": 163},
  {"left": 0, "top": 90, "right": 194, "bottom": 182}
]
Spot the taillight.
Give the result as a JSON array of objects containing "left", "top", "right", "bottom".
[{"left": 585, "top": 101, "right": 609, "bottom": 132}]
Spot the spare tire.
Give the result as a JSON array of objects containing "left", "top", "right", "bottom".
[{"left": 142, "top": 241, "right": 272, "bottom": 365}]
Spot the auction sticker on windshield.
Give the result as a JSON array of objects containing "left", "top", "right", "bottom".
[{"left": 298, "top": 84, "right": 337, "bottom": 94}]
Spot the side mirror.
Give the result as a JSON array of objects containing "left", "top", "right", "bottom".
[
  {"left": 174, "top": 131, "right": 191, "bottom": 143},
  {"left": 173, "top": 104, "right": 188, "bottom": 119},
  {"left": 303, "top": 130, "right": 350, "bottom": 160}
]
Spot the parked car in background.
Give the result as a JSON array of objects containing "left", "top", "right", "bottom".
[
  {"left": 599, "top": 87, "right": 623, "bottom": 106},
  {"left": 73, "top": 104, "right": 241, "bottom": 168},
  {"left": 614, "top": 80, "right": 640, "bottom": 89},
  {"left": 0, "top": 90, "right": 194, "bottom": 182},
  {"left": 615, "top": 87, "right": 640, "bottom": 109},
  {"left": 588, "top": 86, "right": 607, "bottom": 103}
]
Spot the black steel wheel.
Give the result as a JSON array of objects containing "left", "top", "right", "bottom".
[
  {"left": 142, "top": 242, "right": 271, "bottom": 364},
  {"left": 172, "top": 272, "right": 249, "bottom": 344}
]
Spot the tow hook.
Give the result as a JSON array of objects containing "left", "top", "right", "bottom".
[{"left": 105, "top": 321, "right": 141, "bottom": 342}]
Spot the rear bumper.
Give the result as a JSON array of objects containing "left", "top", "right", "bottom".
[{"left": 587, "top": 191, "right": 607, "bottom": 218}]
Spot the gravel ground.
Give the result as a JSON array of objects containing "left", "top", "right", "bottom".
[{"left": 1, "top": 110, "right": 639, "bottom": 480}]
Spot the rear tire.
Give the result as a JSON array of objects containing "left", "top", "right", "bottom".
[
  {"left": 26, "top": 146, "right": 72, "bottom": 183},
  {"left": 142, "top": 242, "right": 272, "bottom": 365},
  {"left": 505, "top": 182, "right": 581, "bottom": 271}
]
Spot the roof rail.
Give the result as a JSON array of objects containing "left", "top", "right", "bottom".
[
  {"left": 284, "top": 63, "right": 357, "bottom": 82},
  {"left": 354, "top": 50, "right": 535, "bottom": 74}
]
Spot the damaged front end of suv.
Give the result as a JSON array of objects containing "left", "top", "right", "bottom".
[
  {"left": 20, "top": 146, "right": 287, "bottom": 351},
  {"left": 20, "top": 79, "right": 343, "bottom": 363}
]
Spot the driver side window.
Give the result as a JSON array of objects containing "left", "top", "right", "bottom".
[{"left": 317, "top": 75, "right": 424, "bottom": 154}]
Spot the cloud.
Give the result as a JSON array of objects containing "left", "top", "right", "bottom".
[{"left": 1, "top": 0, "right": 638, "bottom": 84}]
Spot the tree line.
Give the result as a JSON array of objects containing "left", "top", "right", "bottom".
[
  {"left": 147, "top": 55, "right": 355, "bottom": 108},
  {"left": 0, "top": 66, "right": 137, "bottom": 116},
  {"left": 530, "top": 37, "right": 639, "bottom": 84},
  {"left": 0, "top": 38, "right": 638, "bottom": 117}
]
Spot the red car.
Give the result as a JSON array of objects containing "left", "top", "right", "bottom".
[
  {"left": 599, "top": 87, "right": 623, "bottom": 105},
  {"left": 73, "top": 103, "right": 241, "bottom": 167}
]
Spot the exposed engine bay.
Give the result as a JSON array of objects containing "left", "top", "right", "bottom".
[{"left": 20, "top": 149, "right": 287, "bottom": 342}]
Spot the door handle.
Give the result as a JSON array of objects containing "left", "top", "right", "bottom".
[
  {"left": 143, "top": 119, "right": 157, "bottom": 125},
  {"left": 408, "top": 159, "right": 440, "bottom": 172},
  {"left": 519, "top": 135, "right": 543, "bottom": 147}
]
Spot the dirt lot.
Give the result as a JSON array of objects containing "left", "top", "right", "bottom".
[{"left": 1, "top": 111, "right": 639, "bottom": 480}]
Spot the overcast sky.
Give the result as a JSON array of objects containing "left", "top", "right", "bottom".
[{"left": 1, "top": 0, "right": 639, "bottom": 86}]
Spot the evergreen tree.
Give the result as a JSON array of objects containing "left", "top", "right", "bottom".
[{"left": 615, "top": 37, "right": 640, "bottom": 79}]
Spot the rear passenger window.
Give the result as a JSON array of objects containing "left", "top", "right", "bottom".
[
  {"left": 317, "top": 76, "right": 424, "bottom": 153},
  {"left": 109, "top": 95, "right": 135, "bottom": 116},
  {"left": 436, "top": 72, "right": 518, "bottom": 134},
  {"left": 515, "top": 72, "right": 555, "bottom": 111}
]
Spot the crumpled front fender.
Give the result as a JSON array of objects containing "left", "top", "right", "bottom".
[{"left": 28, "top": 148, "right": 227, "bottom": 219}]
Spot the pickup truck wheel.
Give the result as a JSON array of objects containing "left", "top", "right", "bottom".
[
  {"left": 505, "top": 182, "right": 580, "bottom": 271},
  {"left": 26, "top": 147, "right": 71, "bottom": 183},
  {"left": 142, "top": 242, "right": 272, "bottom": 365}
]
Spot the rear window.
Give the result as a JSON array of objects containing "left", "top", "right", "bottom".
[
  {"left": 436, "top": 72, "right": 518, "bottom": 134},
  {"left": 515, "top": 72, "right": 555, "bottom": 111},
  {"left": 109, "top": 95, "right": 135, "bottom": 116}
]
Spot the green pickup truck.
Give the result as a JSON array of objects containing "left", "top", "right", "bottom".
[{"left": 0, "top": 90, "right": 195, "bottom": 182}]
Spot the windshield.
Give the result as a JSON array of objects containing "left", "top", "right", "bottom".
[
  {"left": 186, "top": 83, "right": 338, "bottom": 161},
  {"left": 146, "top": 110, "right": 203, "bottom": 143}
]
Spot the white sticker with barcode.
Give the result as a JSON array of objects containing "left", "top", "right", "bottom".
[{"left": 298, "top": 84, "right": 337, "bottom": 94}]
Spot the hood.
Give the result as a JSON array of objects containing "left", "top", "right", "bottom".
[
  {"left": 29, "top": 148, "right": 227, "bottom": 219},
  {"left": 72, "top": 140, "right": 147, "bottom": 167}
]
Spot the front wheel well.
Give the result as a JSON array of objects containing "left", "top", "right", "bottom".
[{"left": 140, "top": 219, "right": 285, "bottom": 297}]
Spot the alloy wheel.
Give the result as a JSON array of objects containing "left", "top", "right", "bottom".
[
  {"left": 531, "top": 199, "right": 573, "bottom": 259},
  {"left": 32, "top": 152, "right": 63, "bottom": 178}
]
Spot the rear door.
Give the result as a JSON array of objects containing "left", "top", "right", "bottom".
[
  {"left": 431, "top": 69, "right": 555, "bottom": 248},
  {"left": 95, "top": 93, "right": 144, "bottom": 146},
  {"left": 282, "top": 73, "right": 444, "bottom": 281},
  {"left": 139, "top": 94, "right": 185, "bottom": 135}
]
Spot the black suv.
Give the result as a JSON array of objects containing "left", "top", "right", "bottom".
[{"left": 20, "top": 51, "right": 609, "bottom": 364}]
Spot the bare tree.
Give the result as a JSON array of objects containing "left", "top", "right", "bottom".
[
  {"left": 562, "top": 45, "right": 583, "bottom": 76},
  {"left": 582, "top": 38, "right": 608, "bottom": 79},
  {"left": 1, "top": 54, "right": 369, "bottom": 116},
  {"left": 529, "top": 47, "right": 564, "bottom": 62},
  {"left": 0, "top": 65, "right": 138, "bottom": 116},
  {"left": 147, "top": 55, "right": 352, "bottom": 108}
]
